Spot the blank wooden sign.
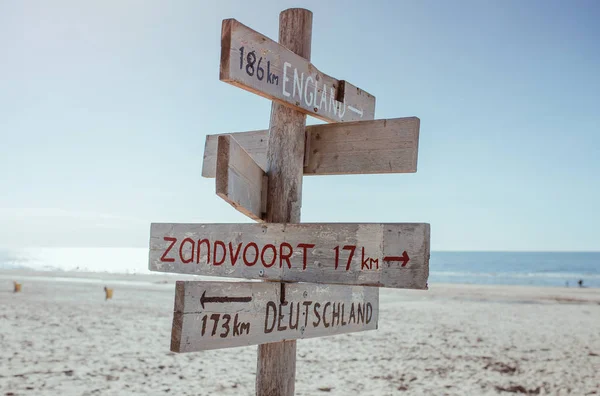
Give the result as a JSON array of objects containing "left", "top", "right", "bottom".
[
  {"left": 171, "top": 281, "right": 379, "bottom": 352},
  {"left": 304, "top": 117, "right": 420, "bottom": 175},
  {"left": 220, "top": 19, "right": 376, "bottom": 123},
  {"left": 201, "top": 117, "right": 420, "bottom": 178},
  {"left": 216, "top": 135, "right": 266, "bottom": 222},
  {"left": 149, "top": 222, "right": 430, "bottom": 289}
]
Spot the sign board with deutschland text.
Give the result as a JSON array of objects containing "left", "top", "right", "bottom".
[
  {"left": 220, "top": 19, "right": 376, "bottom": 123},
  {"left": 171, "top": 281, "right": 379, "bottom": 352},
  {"left": 149, "top": 222, "right": 430, "bottom": 289}
]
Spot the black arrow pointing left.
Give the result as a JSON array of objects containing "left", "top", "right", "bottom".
[{"left": 201, "top": 290, "right": 252, "bottom": 309}]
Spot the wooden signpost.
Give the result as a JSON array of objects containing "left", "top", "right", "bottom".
[
  {"left": 171, "top": 281, "right": 379, "bottom": 352},
  {"left": 149, "top": 8, "right": 430, "bottom": 396}
]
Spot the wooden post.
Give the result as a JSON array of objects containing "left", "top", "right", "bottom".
[{"left": 256, "top": 8, "right": 312, "bottom": 396}]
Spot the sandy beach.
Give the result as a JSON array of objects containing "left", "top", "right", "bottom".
[{"left": 1, "top": 270, "right": 599, "bottom": 396}]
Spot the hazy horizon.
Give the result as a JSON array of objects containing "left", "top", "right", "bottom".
[
  {"left": 3, "top": 246, "right": 600, "bottom": 253},
  {"left": 3, "top": 248, "right": 599, "bottom": 289}
]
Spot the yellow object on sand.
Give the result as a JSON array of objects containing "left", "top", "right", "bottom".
[
  {"left": 104, "top": 287, "right": 113, "bottom": 300},
  {"left": 13, "top": 282, "right": 22, "bottom": 293}
]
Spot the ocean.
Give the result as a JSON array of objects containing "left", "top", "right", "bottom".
[
  {"left": 430, "top": 251, "right": 599, "bottom": 288},
  {"left": 1, "top": 248, "right": 598, "bottom": 288}
]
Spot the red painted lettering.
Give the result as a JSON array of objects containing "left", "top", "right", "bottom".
[
  {"left": 360, "top": 247, "right": 370, "bottom": 270},
  {"left": 160, "top": 237, "right": 177, "bottom": 262},
  {"left": 213, "top": 240, "right": 226, "bottom": 265},
  {"left": 229, "top": 242, "right": 242, "bottom": 266},
  {"left": 361, "top": 247, "right": 378, "bottom": 270},
  {"left": 297, "top": 243, "right": 315, "bottom": 270},
  {"left": 335, "top": 245, "right": 356, "bottom": 270},
  {"left": 243, "top": 242, "right": 259, "bottom": 266},
  {"left": 343, "top": 245, "right": 356, "bottom": 270},
  {"left": 261, "top": 244, "right": 277, "bottom": 268},
  {"left": 361, "top": 247, "right": 369, "bottom": 269},
  {"left": 279, "top": 242, "right": 293, "bottom": 268},
  {"left": 196, "top": 239, "right": 211, "bottom": 265},
  {"left": 179, "top": 237, "right": 195, "bottom": 264}
]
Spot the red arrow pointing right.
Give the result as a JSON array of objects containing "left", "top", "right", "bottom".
[{"left": 383, "top": 251, "right": 410, "bottom": 267}]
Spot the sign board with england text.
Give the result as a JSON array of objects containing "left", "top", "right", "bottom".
[
  {"left": 220, "top": 19, "right": 376, "bottom": 123},
  {"left": 171, "top": 281, "right": 379, "bottom": 352},
  {"left": 149, "top": 222, "right": 430, "bottom": 289}
]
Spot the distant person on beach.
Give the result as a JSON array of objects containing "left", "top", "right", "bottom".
[
  {"left": 104, "top": 286, "right": 113, "bottom": 300},
  {"left": 578, "top": 279, "right": 584, "bottom": 288}
]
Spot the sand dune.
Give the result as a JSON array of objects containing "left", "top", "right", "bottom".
[{"left": 1, "top": 270, "right": 599, "bottom": 395}]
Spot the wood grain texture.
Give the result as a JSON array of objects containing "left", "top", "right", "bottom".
[
  {"left": 257, "top": 340, "right": 295, "bottom": 396},
  {"left": 203, "top": 129, "right": 268, "bottom": 178},
  {"left": 216, "top": 135, "right": 266, "bottom": 222},
  {"left": 264, "top": 9, "right": 311, "bottom": 223},
  {"left": 257, "top": 9, "right": 312, "bottom": 396},
  {"left": 305, "top": 117, "right": 420, "bottom": 174},
  {"left": 219, "top": 18, "right": 375, "bottom": 123},
  {"left": 171, "top": 281, "right": 379, "bottom": 353},
  {"left": 148, "top": 222, "right": 430, "bottom": 289},
  {"left": 201, "top": 117, "right": 420, "bottom": 178}
]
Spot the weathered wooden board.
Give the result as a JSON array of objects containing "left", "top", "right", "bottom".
[
  {"left": 149, "top": 222, "right": 430, "bottom": 289},
  {"left": 202, "top": 117, "right": 420, "bottom": 178},
  {"left": 220, "top": 19, "right": 376, "bottom": 123},
  {"left": 171, "top": 281, "right": 379, "bottom": 352},
  {"left": 216, "top": 135, "right": 267, "bottom": 222},
  {"left": 304, "top": 117, "right": 420, "bottom": 175},
  {"left": 204, "top": 129, "right": 268, "bottom": 178}
]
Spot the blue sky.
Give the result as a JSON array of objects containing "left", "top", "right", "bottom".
[{"left": 1, "top": 0, "right": 598, "bottom": 251}]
